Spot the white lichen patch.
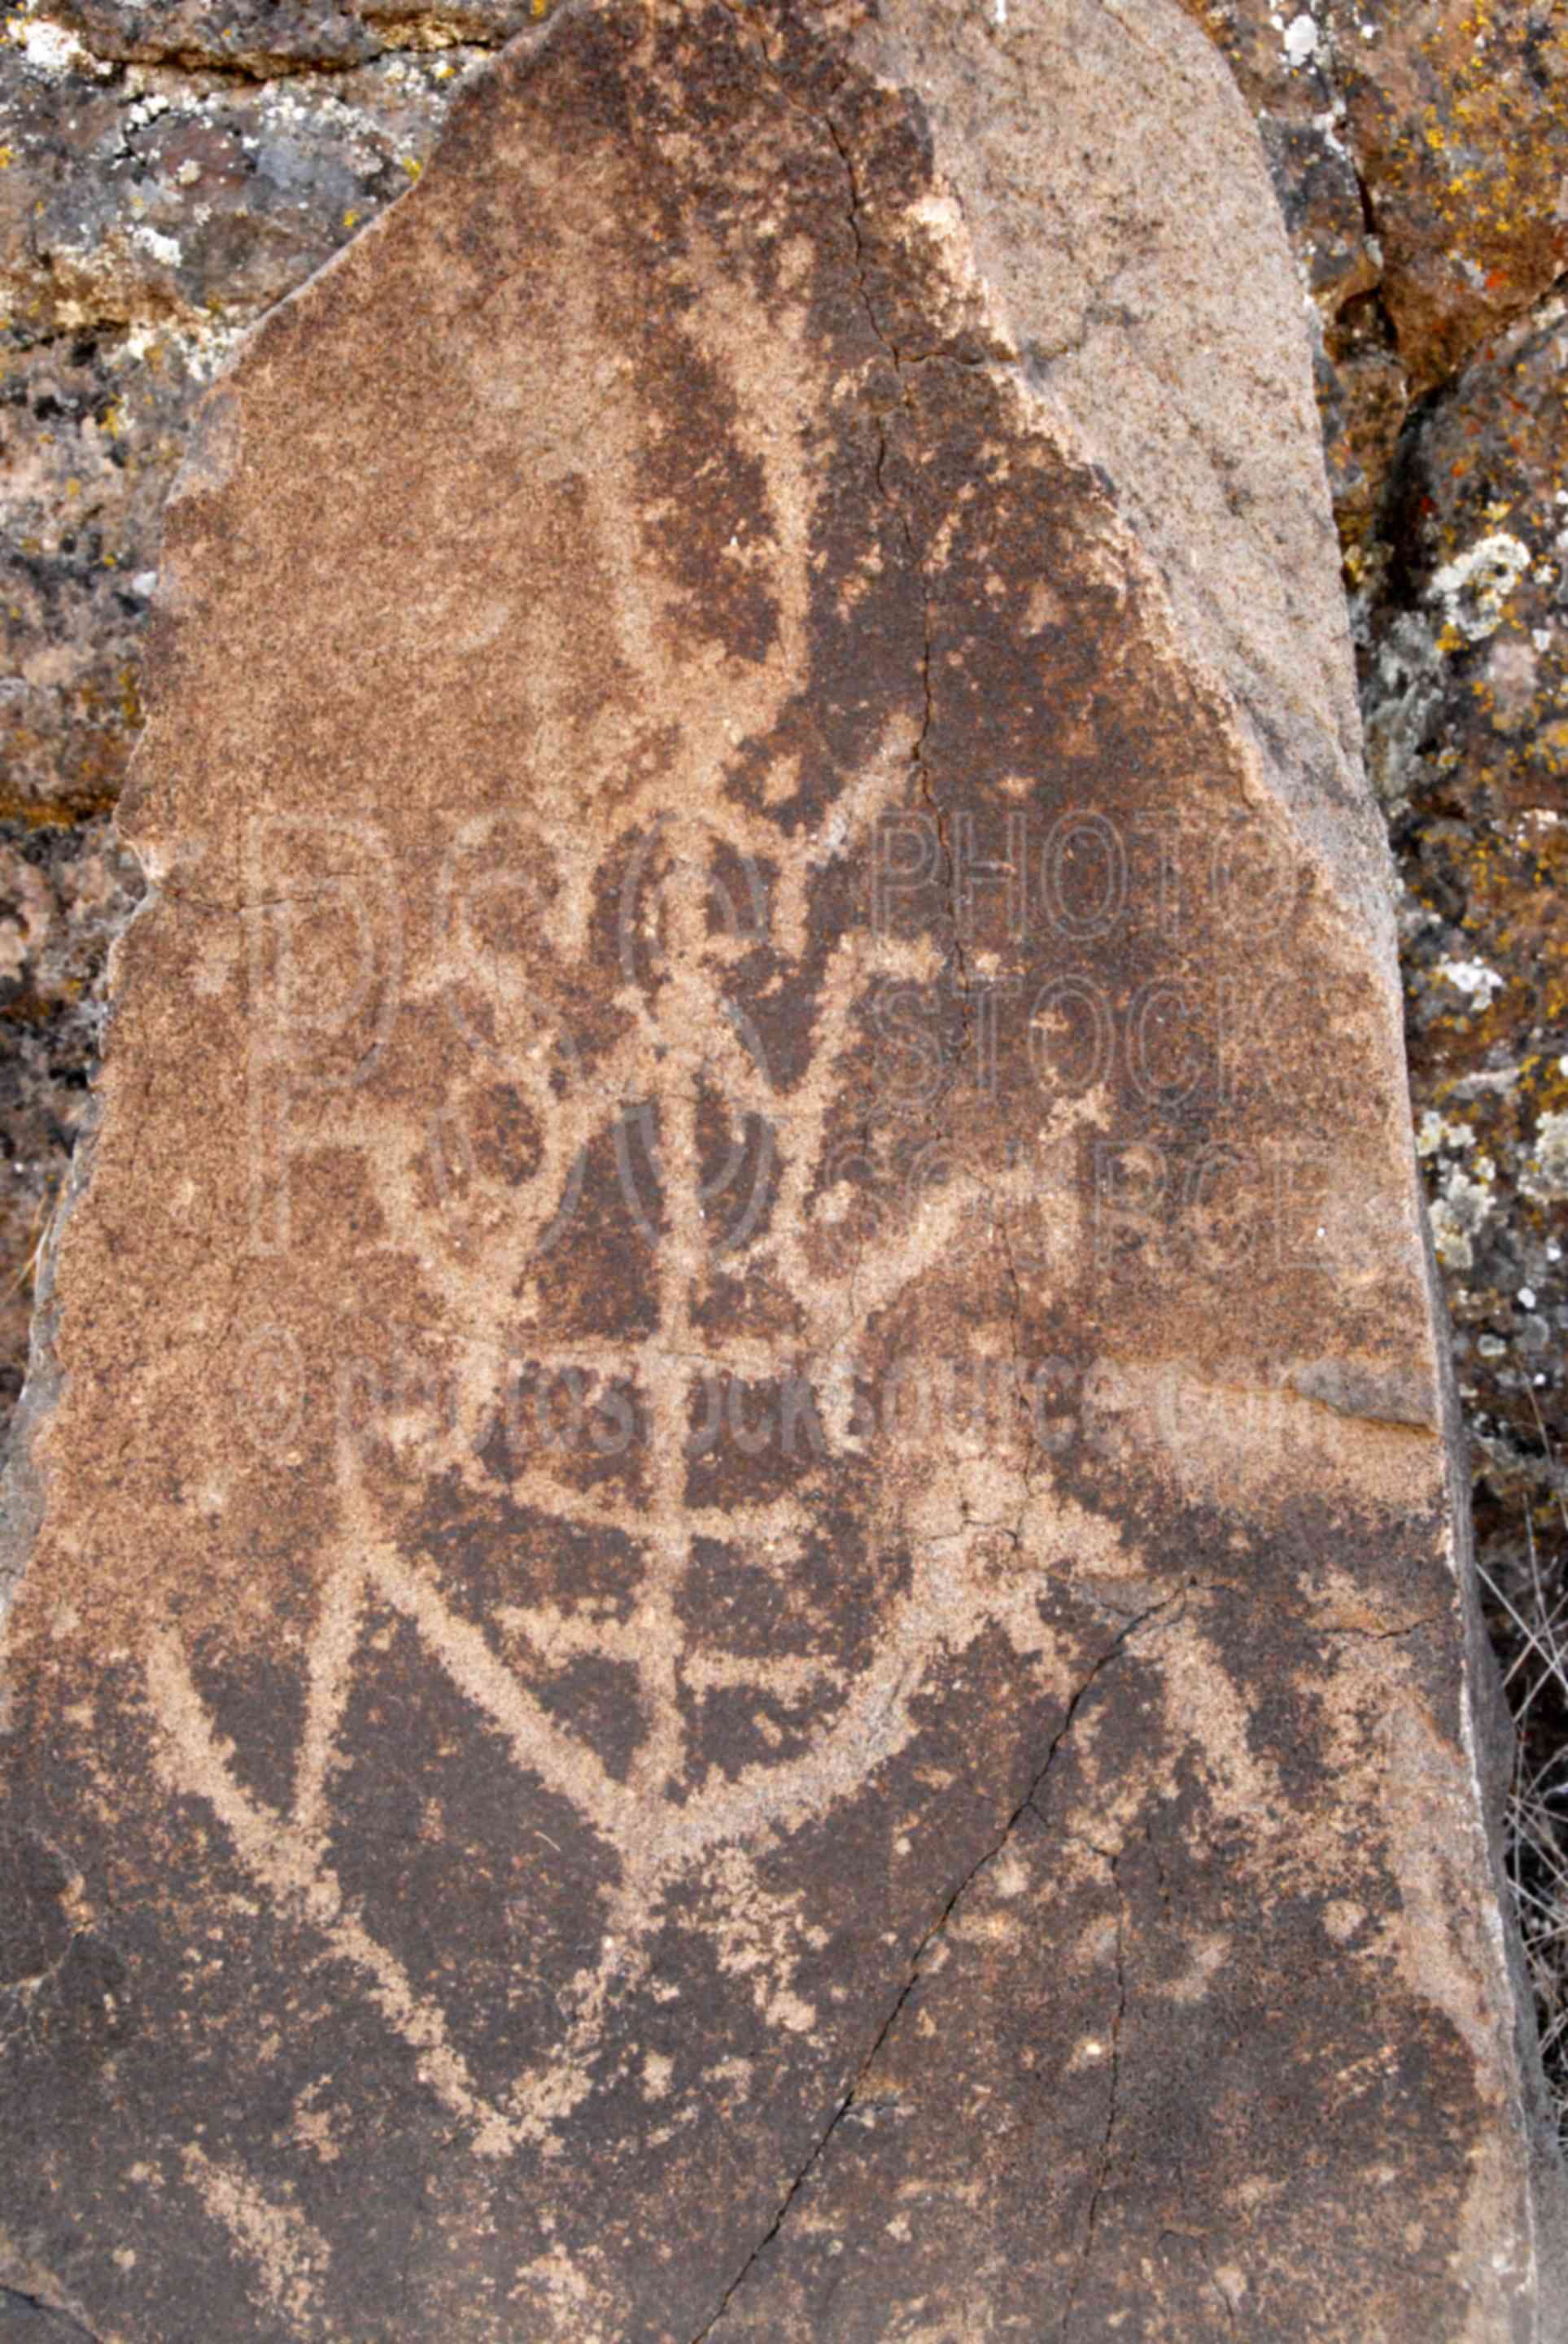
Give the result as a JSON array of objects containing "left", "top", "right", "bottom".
[
  {"left": 1427, "top": 532, "right": 1531, "bottom": 643},
  {"left": 1432, "top": 957, "right": 1504, "bottom": 1008},
  {"left": 1429, "top": 1162, "right": 1497, "bottom": 1272},
  {"left": 1417, "top": 1109, "right": 1475, "bottom": 1158},
  {"left": 5, "top": 8, "right": 96, "bottom": 75},
  {"left": 1525, "top": 1109, "right": 1568, "bottom": 1201},
  {"left": 132, "top": 225, "right": 184, "bottom": 270},
  {"left": 1284, "top": 12, "right": 1320, "bottom": 68}
]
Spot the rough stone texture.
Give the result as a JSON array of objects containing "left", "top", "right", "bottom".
[
  {"left": 851, "top": 0, "right": 1383, "bottom": 947},
  {"left": 12, "top": 0, "right": 1565, "bottom": 1650},
  {"left": 1365, "top": 282, "right": 1568, "bottom": 2070},
  {"left": 1180, "top": 0, "right": 1568, "bottom": 578},
  {"left": 0, "top": 818, "right": 139, "bottom": 1422},
  {"left": 2, "top": 2, "right": 1563, "bottom": 2336},
  {"left": 1, "top": 0, "right": 511, "bottom": 1420},
  {"left": 2, "top": 15, "right": 491, "bottom": 824},
  {"left": 1177, "top": 0, "right": 1402, "bottom": 569}
]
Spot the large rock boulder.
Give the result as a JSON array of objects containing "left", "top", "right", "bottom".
[{"left": 2, "top": 2, "right": 1561, "bottom": 2334}]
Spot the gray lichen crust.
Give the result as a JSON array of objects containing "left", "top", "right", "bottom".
[{"left": 1, "top": 2, "right": 1563, "bottom": 2337}]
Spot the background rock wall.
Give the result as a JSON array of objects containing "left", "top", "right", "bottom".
[{"left": 4, "top": 0, "right": 1567, "bottom": 2115}]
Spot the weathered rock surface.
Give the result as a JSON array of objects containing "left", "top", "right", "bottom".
[
  {"left": 0, "top": 2, "right": 506, "bottom": 1423},
  {"left": 1, "top": 2, "right": 1564, "bottom": 2338},
  {"left": 1181, "top": 0, "right": 1568, "bottom": 575},
  {"left": 1363, "top": 282, "right": 1568, "bottom": 2071}
]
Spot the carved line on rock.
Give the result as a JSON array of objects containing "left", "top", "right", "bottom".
[{"left": 133, "top": 11, "right": 1128, "bottom": 2242}]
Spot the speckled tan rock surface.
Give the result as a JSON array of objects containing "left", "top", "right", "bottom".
[
  {"left": 0, "top": 0, "right": 513, "bottom": 1427},
  {"left": 1, "top": 2, "right": 1562, "bottom": 2336},
  {"left": 2, "top": 0, "right": 1561, "bottom": 1668}
]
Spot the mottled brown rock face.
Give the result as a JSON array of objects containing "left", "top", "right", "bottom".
[{"left": 0, "top": 3, "right": 1561, "bottom": 2337}]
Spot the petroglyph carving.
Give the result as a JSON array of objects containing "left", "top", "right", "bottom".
[{"left": 2, "top": 2, "right": 1562, "bottom": 2336}]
